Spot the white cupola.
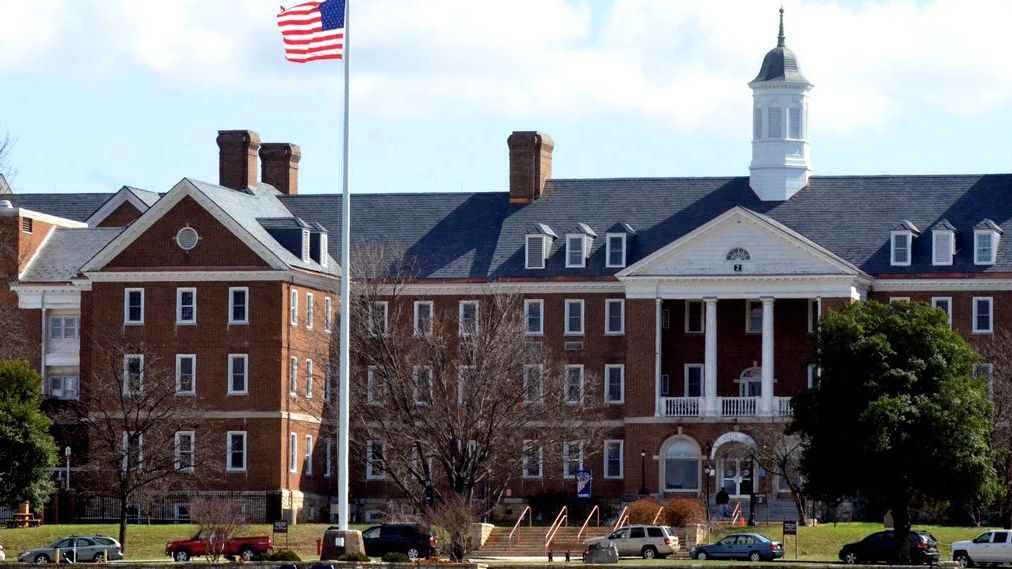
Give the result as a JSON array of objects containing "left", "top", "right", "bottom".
[{"left": 748, "top": 8, "right": 813, "bottom": 202}]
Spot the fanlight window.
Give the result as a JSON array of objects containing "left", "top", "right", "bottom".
[{"left": 726, "top": 248, "right": 751, "bottom": 261}]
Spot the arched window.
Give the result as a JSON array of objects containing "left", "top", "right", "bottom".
[
  {"left": 663, "top": 438, "right": 700, "bottom": 491},
  {"left": 767, "top": 106, "right": 783, "bottom": 139},
  {"left": 726, "top": 247, "right": 751, "bottom": 261}
]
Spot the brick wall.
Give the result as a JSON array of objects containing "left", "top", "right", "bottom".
[{"left": 96, "top": 201, "right": 143, "bottom": 228}]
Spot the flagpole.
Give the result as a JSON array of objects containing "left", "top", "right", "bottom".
[{"left": 337, "top": 0, "right": 352, "bottom": 533}]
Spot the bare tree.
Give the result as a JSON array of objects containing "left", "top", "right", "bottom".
[
  {"left": 750, "top": 421, "right": 808, "bottom": 522},
  {"left": 340, "top": 243, "right": 606, "bottom": 515},
  {"left": 980, "top": 332, "right": 1012, "bottom": 527},
  {"left": 190, "top": 497, "right": 250, "bottom": 562},
  {"left": 0, "top": 131, "right": 15, "bottom": 185},
  {"left": 71, "top": 339, "right": 220, "bottom": 551}
]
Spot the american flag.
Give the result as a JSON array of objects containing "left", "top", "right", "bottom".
[{"left": 277, "top": 0, "right": 345, "bottom": 63}]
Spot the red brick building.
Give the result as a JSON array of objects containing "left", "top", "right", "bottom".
[{"left": 2, "top": 18, "right": 1010, "bottom": 523}]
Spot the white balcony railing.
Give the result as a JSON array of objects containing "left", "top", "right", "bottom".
[
  {"left": 660, "top": 397, "right": 700, "bottom": 417},
  {"left": 775, "top": 396, "right": 793, "bottom": 416},
  {"left": 719, "top": 396, "right": 758, "bottom": 417}
]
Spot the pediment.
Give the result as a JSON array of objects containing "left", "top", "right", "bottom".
[{"left": 619, "top": 207, "right": 862, "bottom": 278}]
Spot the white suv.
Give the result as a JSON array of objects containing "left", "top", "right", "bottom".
[
  {"left": 952, "top": 529, "right": 1012, "bottom": 567},
  {"left": 584, "top": 525, "right": 679, "bottom": 559}
]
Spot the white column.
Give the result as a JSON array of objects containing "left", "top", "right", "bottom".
[
  {"left": 761, "top": 296, "right": 775, "bottom": 416},
  {"left": 704, "top": 298, "right": 718, "bottom": 416},
  {"left": 655, "top": 298, "right": 663, "bottom": 416}
]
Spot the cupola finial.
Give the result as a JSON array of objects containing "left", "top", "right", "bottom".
[{"left": 777, "top": 6, "right": 785, "bottom": 47}]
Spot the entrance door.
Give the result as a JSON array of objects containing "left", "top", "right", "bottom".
[
  {"left": 720, "top": 458, "right": 754, "bottom": 497},
  {"left": 738, "top": 367, "right": 763, "bottom": 397}
]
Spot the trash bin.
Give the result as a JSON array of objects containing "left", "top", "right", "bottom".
[{"left": 583, "top": 542, "right": 619, "bottom": 564}]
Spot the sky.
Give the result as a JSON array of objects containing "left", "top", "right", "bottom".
[{"left": 0, "top": 0, "right": 1010, "bottom": 196}]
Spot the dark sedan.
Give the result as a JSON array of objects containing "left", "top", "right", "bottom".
[
  {"left": 839, "top": 530, "right": 939, "bottom": 565},
  {"left": 692, "top": 533, "right": 784, "bottom": 562}
]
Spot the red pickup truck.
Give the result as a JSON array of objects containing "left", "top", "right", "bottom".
[{"left": 165, "top": 531, "right": 272, "bottom": 562}]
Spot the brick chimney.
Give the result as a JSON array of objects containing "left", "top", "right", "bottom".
[
  {"left": 216, "top": 130, "right": 261, "bottom": 191},
  {"left": 508, "top": 131, "right": 554, "bottom": 204},
  {"left": 259, "top": 143, "right": 302, "bottom": 196}
]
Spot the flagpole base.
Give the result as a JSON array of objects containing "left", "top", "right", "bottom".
[{"left": 321, "top": 529, "right": 365, "bottom": 560}]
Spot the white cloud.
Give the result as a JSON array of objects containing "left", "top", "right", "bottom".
[{"left": 1, "top": 0, "right": 1009, "bottom": 136}]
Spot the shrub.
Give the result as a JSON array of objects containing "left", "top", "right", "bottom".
[
  {"left": 341, "top": 552, "right": 372, "bottom": 562},
  {"left": 626, "top": 498, "right": 664, "bottom": 524},
  {"left": 664, "top": 498, "right": 705, "bottom": 527},
  {"left": 381, "top": 552, "right": 411, "bottom": 563},
  {"left": 254, "top": 549, "right": 301, "bottom": 562}
]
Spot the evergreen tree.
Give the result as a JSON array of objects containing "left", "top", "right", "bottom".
[{"left": 0, "top": 360, "right": 57, "bottom": 507}]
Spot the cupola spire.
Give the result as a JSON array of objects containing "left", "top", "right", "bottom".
[{"left": 777, "top": 6, "right": 785, "bottom": 47}]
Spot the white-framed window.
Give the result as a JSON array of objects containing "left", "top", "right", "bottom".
[
  {"left": 975, "top": 230, "right": 999, "bottom": 265},
  {"left": 368, "top": 301, "right": 388, "bottom": 336},
  {"left": 459, "top": 300, "right": 478, "bottom": 336},
  {"left": 891, "top": 231, "right": 912, "bottom": 266},
  {"left": 229, "top": 287, "right": 249, "bottom": 324},
  {"left": 413, "top": 366, "right": 433, "bottom": 406},
  {"left": 523, "top": 364, "right": 543, "bottom": 404},
  {"left": 324, "top": 297, "right": 333, "bottom": 332},
  {"left": 974, "top": 363, "right": 995, "bottom": 399},
  {"left": 324, "top": 439, "right": 333, "bottom": 478},
  {"left": 174, "top": 503, "right": 192, "bottom": 522},
  {"left": 932, "top": 297, "right": 953, "bottom": 327},
  {"left": 685, "top": 300, "right": 704, "bottom": 334},
  {"left": 565, "top": 235, "right": 586, "bottom": 268},
  {"left": 121, "top": 432, "right": 143, "bottom": 472},
  {"left": 562, "top": 441, "right": 583, "bottom": 479},
  {"left": 414, "top": 301, "right": 433, "bottom": 336},
  {"left": 525, "top": 299, "right": 544, "bottom": 335},
  {"left": 973, "top": 297, "right": 993, "bottom": 334},
  {"left": 174, "top": 431, "right": 195, "bottom": 472},
  {"left": 933, "top": 230, "right": 954, "bottom": 266},
  {"left": 604, "top": 364, "right": 624, "bottom": 404},
  {"left": 366, "top": 441, "right": 385, "bottom": 480},
  {"left": 605, "top": 299, "right": 624, "bottom": 335},
  {"left": 176, "top": 287, "right": 196, "bottom": 325},
  {"left": 124, "top": 288, "right": 144, "bottom": 325},
  {"left": 366, "top": 366, "right": 380, "bottom": 404},
  {"left": 889, "top": 297, "right": 910, "bottom": 303},
  {"left": 788, "top": 106, "right": 802, "bottom": 139},
  {"left": 684, "top": 364, "right": 704, "bottom": 398},
  {"left": 289, "top": 432, "right": 298, "bottom": 473},
  {"left": 457, "top": 365, "right": 473, "bottom": 405},
  {"left": 324, "top": 367, "right": 333, "bottom": 402},
  {"left": 662, "top": 309, "right": 671, "bottom": 329},
  {"left": 175, "top": 354, "right": 196, "bottom": 395},
  {"left": 306, "top": 293, "right": 314, "bottom": 329},
  {"left": 807, "top": 298, "right": 820, "bottom": 334},
  {"left": 564, "top": 365, "right": 584, "bottom": 405},
  {"left": 565, "top": 299, "right": 584, "bottom": 335},
  {"left": 606, "top": 234, "right": 627, "bottom": 268},
  {"left": 45, "top": 373, "right": 79, "bottom": 400},
  {"left": 522, "top": 440, "right": 542, "bottom": 479},
  {"left": 227, "top": 354, "right": 248, "bottom": 395},
  {"left": 289, "top": 356, "right": 298, "bottom": 396},
  {"left": 525, "top": 235, "right": 547, "bottom": 270},
  {"left": 767, "top": 105, "right": 783, "bottom": 138},
  {"left": 604, "top": 440, "right": 624, "bottom": 479},
  {"left": 289, "top": 289, "right": 298, "bottom": 325},
  {"left": 304, "top": 434, "right": 313, "bottom": 476},
  {"left": 123, "top": 354, "right": 144, "bottom": 394},
  {"left": 226, "top": 431, "right": 247, "bottom": 472},
  {"left": 48, "top": 315, "right": 80, "bottom": 339},
  {"left": 745, "top": 300, "right": 763, "bottom": 334},
  {"left": 305, "top": 359, "right": 314, "bottom": 399},
  {"left": 806, "top": 364, "right": 820, "bottom": 389}
]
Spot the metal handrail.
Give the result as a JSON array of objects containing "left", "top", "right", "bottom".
[
  {"left": 545, "top": 506, "right": 568, "bottom": 551},
  {"left": 613, "top": 506, "right": 629, "bottom": 531},
  {"left": 729, "top": 502, "right": 742, "bottom": 526},
  {"left": 576, "top": 505, "right": 601, "bottom": 542},
  {"left": 508, "top": 506, "right": 533, "bottom": 555},
  {"left": 651, "top": 505, "right": 665, "bottom": 525}
]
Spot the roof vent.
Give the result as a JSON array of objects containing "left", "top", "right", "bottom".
[{"left": 0, "top": 200, "right": 12, "bottom": 209}]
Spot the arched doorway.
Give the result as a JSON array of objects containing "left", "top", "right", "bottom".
[
  {"left": 660, "top": 436, "right": 701, "bottom": 494},
  {"left": 711, "top": 432, "right": 757, "bottom": 498},
  {"left": 737, "top": 366, "right": 763, "bottom": 397}
]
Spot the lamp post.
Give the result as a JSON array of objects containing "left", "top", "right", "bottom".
[
  {"left": 747, "top": 455, "right": 757, "bottom": 526},
  {"left": 704, "top": 463, "right": 715, "bottom": 525},
  {"left": 639, "top": 451, "right": 648, "bottom": 495},
  {"left": 64, "top": 446, "right": 71, "bottom": 491}
]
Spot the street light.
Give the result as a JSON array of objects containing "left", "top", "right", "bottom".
[
  {"left": 747, "top": 455, "right": 757, "bottom": 526},
  {"left": 639, "top": 451, "right": 648, "bottom": 495},
  {"left": 703, "top": 463, "right": 715, "bottom": 525},
  {"left": 64, "top": 446, "right": 71, "bottom": 491}
]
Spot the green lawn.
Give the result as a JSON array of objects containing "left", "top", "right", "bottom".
[{"left": 0, "top": 523, "right": 365, "bottom": 561}]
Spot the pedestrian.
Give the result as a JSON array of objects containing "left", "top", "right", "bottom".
[{"left": 716, "top": 488, "right": 730, "bottom": 518}]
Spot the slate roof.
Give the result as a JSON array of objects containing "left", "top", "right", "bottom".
[
  {"left": 125, "top": 186, "right": 161, "bottom": 208},
  {"left": 20, "top": 228, "right": 122, "bottom": 282},
  {"left": 280, "top": 173, "right": 1012, "bottom": 279},
  {"left": 5, "top": 193, "right": 113, "bottom": 222}
]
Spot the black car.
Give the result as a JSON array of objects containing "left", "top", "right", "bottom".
[
  {"left": 839, "top": 530, "right": 940, "bottom": 565},
  {"left": 361, "top": 524, "right": 437, "bottom": 560},
  {"left": 692, "top": 533, "right": 784, "bottom": 562}
]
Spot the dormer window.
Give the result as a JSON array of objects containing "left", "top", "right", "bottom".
[
  {"left": 566, "top": 235, "right": 587, "bottom": 268},
  {"left": 606, "top": 234, "right": 626, "bottom": 268},
  {"left": 526, "top": 235, "right": 547, "bottom": 269},
  {"left": 975, "top": 220, "right": 1002, "bottom": 266},
  {"left": 932, "top": 222, "right": 955, "bottom": 266},
  {"left": 891, "top": 231, "right": 912, "bottom": 266}
]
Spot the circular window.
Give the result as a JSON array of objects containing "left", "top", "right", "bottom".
[{"left": 176, "top": 227, "right": 199, "bottom": 251}]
